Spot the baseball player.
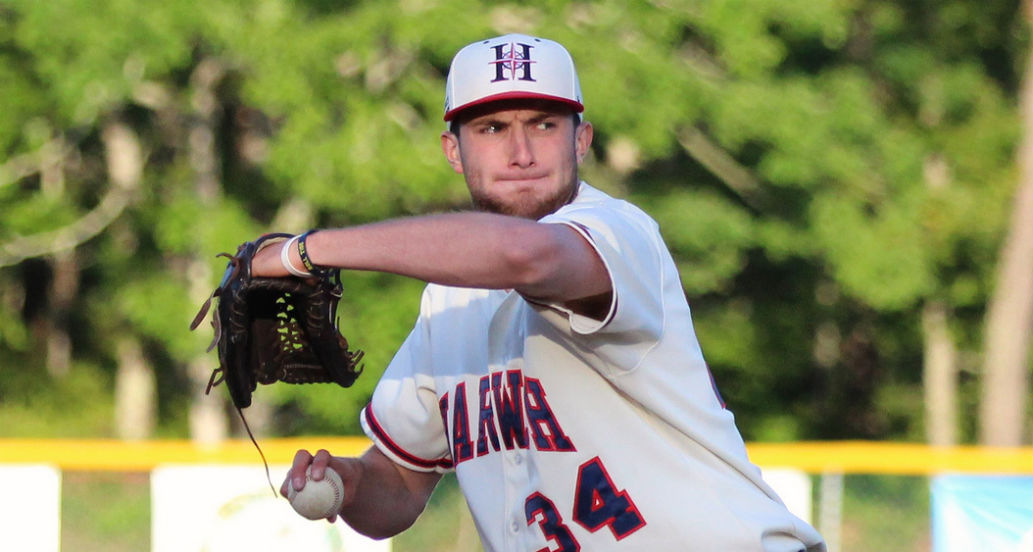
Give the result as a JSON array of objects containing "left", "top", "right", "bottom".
[{"left": 254, "top": 33, "right": 826, "bottom": 551}]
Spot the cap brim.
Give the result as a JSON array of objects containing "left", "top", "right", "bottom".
[{"left": 444, "top": 92, "right": 584, "bottom": 121}]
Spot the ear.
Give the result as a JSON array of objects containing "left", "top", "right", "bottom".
[
  {"left": 441, "top": 131, "right": 464, "bottom": 174},
  {"left": 574, "top": 121, "right": 593, "bottom": 164}
]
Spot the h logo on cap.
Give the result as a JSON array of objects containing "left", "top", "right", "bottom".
[{"left": 490, "top": 42, "right": 536, "bottom": 83}]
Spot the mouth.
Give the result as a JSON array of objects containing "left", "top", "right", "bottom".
[{"left": 495, "top": 173, "right": 549, "bottom": 185}]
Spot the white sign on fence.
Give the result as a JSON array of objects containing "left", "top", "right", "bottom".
[
  {"left": 0, "top": 464, "right": 61, "bottom": 552},
  {"left": 761, "top": 467, "right": 814, "bottom": 524},
  {"left": 151, "top": 464, "right": 390, "bottom": 552}
]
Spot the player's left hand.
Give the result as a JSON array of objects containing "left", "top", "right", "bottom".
[{"left": 250, "top": 236, "right": 289, "bottom": 278}]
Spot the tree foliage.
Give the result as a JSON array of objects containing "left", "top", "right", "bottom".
[{"left": 0, "top": 0, "right": 1028, "bottom": 442}]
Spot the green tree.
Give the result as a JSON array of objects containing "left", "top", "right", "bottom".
[{"left": 0, "top": 0, "right": 1027, "bottom": 445}]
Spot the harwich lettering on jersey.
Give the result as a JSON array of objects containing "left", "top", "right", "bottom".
[{"left": 438, "top": 369, "right": 576, "bottom": 465}]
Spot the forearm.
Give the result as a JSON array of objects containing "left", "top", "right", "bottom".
[
  {"left": 257, "top": 211, "right": 610, "bottom": 302},
  {"left": 307, "top": 213, "right": 535, "bottom": 288},
  {"left": 335, "top": 448, "right": 440, "bottom": 539}
]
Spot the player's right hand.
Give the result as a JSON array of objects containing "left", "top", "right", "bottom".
[{"left": 281, "top": 448, "right": 348, "bottom": 521}]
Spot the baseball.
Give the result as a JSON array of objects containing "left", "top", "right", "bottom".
[{"left": 285, "top": 465, "right": 345, "bottom": 521}]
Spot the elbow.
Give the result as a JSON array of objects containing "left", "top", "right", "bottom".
[
  {"left": 498, "top": 226, "right": 564, "bottom": 289},
  {"left": 355, "top": 527, "right": 406, "bottom": 541},
  {"left": 497, "top": 221, "right": 610, "bottom": 301},
  {"left": 347, "top": 512, "right": 422, "bottom": 541}
]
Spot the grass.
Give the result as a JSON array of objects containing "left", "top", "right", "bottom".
[
  {"left": 57, "top": 470, "right": 929, "bottom": 552},
  {"left": 838, "top": 474, "right": 930, "bottom": 551},
  {"left": 393, "top": 474, "right": 483, "bottom": 552},
  {"left": 58, "top": 470, "right": 482, "bottom": 552},
  {"left": 61, "top": 471, "right": 151, "bottom": 552}
]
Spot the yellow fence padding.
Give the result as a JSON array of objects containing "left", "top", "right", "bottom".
[{"left": 1, "top": 439, "right": 1032, "bottom": 474}]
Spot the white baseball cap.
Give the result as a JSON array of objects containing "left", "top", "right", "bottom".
[{"left": 444, "top": 33, "right": 584, "bottom": 122}]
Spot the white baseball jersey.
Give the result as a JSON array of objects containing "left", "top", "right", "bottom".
[{"left": 361, "top": 182, "right": 825, "bottom": 551}]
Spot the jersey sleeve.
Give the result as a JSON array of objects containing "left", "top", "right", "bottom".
[
  {"left": 360, "top": 287, "right": 454, "bottom": 473},
  {"left": 538, "top": 195, "right": 666, "bottom": 341}
]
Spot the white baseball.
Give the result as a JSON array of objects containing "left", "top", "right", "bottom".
[{"left": 285, "top": 465, "right": 345, "bottom": 521}]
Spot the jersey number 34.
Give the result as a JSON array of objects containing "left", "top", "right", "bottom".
[{"left": 524, "top": 456, "right": 646, "bottom": 551}]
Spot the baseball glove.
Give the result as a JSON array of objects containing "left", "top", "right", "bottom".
[{"left": 190, "top": 233, "right": 363, "bottom": 409}]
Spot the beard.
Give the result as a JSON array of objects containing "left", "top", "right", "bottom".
[{"left": 469, "top": 181, "right": 578, "bottom": 220}]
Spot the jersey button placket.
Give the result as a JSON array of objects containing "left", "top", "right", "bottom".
[{"left": 502, "top": 448, "right": 530, "bottom": 550}]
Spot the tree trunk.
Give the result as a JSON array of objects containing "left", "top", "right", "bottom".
[
  {"left": 270, "top": 197, "right": 315, "bottom": 233},
  {"left": 44, "top": 250, "right": 77, "bottom": 378},
  {"left": 101, "top": 119, "right": 158, "bottom": 440},
  {"left": 41, "top": 137, "right": 73, "bottom": 377},
  {"left": 978, "top": 2, "right": 1033, "bottom": 446},
  {"left": 115, "top": 337, "right": 156, "bottom": 440},
  {"left": 921, "top": 153, "right": 958, "bottom": 447},
  {"left": 923, "top": 301, "right": 957, "bottom": 446}
]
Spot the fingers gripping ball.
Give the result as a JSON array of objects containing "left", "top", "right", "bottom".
[{"left": 286, "top": 466, "right": 345, "bottom": 520}]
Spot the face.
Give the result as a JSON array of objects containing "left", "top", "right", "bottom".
[{"left": 441, "top": 100, "right": 593, "bottom": 220}]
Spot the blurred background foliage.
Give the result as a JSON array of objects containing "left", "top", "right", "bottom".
[{"left": 0, "top": 0, "right": 1029, "bottom": 445}]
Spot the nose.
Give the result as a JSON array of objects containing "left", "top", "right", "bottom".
[{"left": 508, "top": 126, "right": 534, "bottom": 168}]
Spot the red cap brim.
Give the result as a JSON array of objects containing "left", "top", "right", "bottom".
[{"left": 444, "top": 92, "right": 584, "bottom": 121}]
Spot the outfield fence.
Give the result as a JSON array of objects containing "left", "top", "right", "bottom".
[{"left": 1, "top": 439, "right": 1031, "bottom": 552}]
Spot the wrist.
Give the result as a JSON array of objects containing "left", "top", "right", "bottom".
[
  {"left": 297, "top": 229, "right": 327, "bottom": 274},
  {"left": 281, "top": 235, "right": 313, "bottom": 278}
]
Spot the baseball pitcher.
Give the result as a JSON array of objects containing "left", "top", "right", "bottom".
[{"left": 249, "top": 33, "right": 826, "bottom": 552}]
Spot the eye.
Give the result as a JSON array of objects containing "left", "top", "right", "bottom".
[{"left": 475, "top": 122, "right": 503, "bottom": 135}]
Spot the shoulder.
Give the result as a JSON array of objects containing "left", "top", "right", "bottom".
[
  {"left": 542, "top": 182, "right": 661, "bottom": 246},
  {"left": 550, "top": 182, "right": 656, "bottom": 225}
]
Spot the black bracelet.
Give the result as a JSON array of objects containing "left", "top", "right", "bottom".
[{"left": 296, "top": 229, "right": 324, "bottom": 274}]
